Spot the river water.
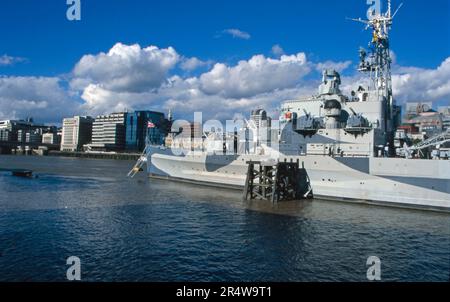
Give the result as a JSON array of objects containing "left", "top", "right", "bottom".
[{"left": 0, "top": 155, "right": 448, "bottom": 282}]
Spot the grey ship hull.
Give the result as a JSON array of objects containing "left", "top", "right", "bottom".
[{"left": 147, "top": 146, "right": 450, "bottom": 212}]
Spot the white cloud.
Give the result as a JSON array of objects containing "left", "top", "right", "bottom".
[
  {"left": 199, "top": 53, "right": 310, "bottom": 99},
  {"left": 271, "top": 44, "right": 285, "bottom": 57},
  {"left": 71, "top": 43, "right": 180, "bottom": 93},
  {"left": 390, "top": 50, "right": 397, "bottom": 65},
  {"left": 1, "top": 40, "right": 448, "bottom": 124},
  {"left": 0, "top": 55, "right": 27, "bottom": 66},
  {"left": 315, "top": 60, "right": 352, "bottom": 73},
  {"left": 76, "top": 50, "right": 316, "bottom": 120},
  {"left": 157, "top": 78, "right": 316, "bottom": 121},
  {"left": 80, "top": 83, "right": 164, "bottom": 117},
  {"left": 222, "top": 29, "right": 251, "bottom": 40},
  {"left": 392, "top": 57, "right": 450, "bottom": 103},
  {"left": 180, "top": 57, "right": 212, "bottom": 71},
  {"left": 0, "top": 76, "right": 78, "bottom": 123}
]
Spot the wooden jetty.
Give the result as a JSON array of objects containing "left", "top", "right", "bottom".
[{"left": 243, "top": 159, "right": 313, "bottom": 203}]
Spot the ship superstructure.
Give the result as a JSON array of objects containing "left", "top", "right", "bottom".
[
  {"left": 279, "top": 0, "right": 403, "bottom": 158},
  {"left": 143, "top": 0, "right": 450, "bottom": 212}
]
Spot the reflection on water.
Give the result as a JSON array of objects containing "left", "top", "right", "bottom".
[{"left": 0, "top": 155, "right": 449, "bottom": 281}]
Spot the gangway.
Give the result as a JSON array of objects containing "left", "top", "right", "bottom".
[
  {"left": 127, "top": 144, "right": 150, "bottom": 178},
  {"left": 404, "top": 130, "right": 450, "bottom": 158}
]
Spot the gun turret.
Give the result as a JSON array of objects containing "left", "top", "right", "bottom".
[{"left": 345, "top": 108, "right": 371, "bottom": 136}]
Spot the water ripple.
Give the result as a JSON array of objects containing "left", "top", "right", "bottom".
[{"left": 0, "top": 155, "right": 449, "bottom": 281}]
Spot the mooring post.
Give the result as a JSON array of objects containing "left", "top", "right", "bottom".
[{"left": 243, "top": 162, "right": 253, "bottom": 201}]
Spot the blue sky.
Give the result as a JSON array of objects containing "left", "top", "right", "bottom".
[
  {"left": 0, "top": 0, "right": 449, "bottom": 123},
  {"left": 1, "top": 0, "right": 448, "bottom": 75}
]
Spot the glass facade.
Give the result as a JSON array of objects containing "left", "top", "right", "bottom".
[{"left": 125, "top": 111, "right": 166, "bottom": 152}]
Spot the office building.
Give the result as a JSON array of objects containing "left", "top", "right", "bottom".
[
  {"left": 26, "top": 131, "right": 42, "bottom": 144},
  {"left": 0, "top": 129, "right": 12, "bottom": 142},
  {"left": 17, "top": 129, "right": 42, "bottom": 144},
  {"left": 250, "top": 109, "right": 272, "bottom": 128},
  {"left": 125, "top": 111, "right": 167, "bottom": 152},
  {"left": 0, "top": 119, "right": 55, "bottom": 142},
  {"left": 438, "top": 106, "right": 450, "bottom": 130},
  {"left": 42, "top": 133, "right": 61, "bottom": 145},
  {"left": 86, "top": 112, "right": 127, "bottom": 152},
  {"left": 61, "top": 116, "right": 94, "bottom": 151}
]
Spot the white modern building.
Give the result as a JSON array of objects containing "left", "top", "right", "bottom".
[
  {"left": 85, "top": 113, "right": 127, "bottom": 152},
  {"left": 61, "top": 116, "right": 94, "bottom": 151}
]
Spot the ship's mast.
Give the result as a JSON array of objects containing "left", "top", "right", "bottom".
[
  {"left": 350, "top": 0, "right": 402, "bottom": 100},
  {"left": 349, "top": 0, "right": 403, "bottom": 154}
]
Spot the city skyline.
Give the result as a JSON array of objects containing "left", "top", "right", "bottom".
[{"left": 0, "top": 0, "right": 449, "bottom": 124}]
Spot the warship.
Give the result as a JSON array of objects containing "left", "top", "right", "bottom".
[{"left": 137, "top": 0, "right": 450, "bottom": 211}]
